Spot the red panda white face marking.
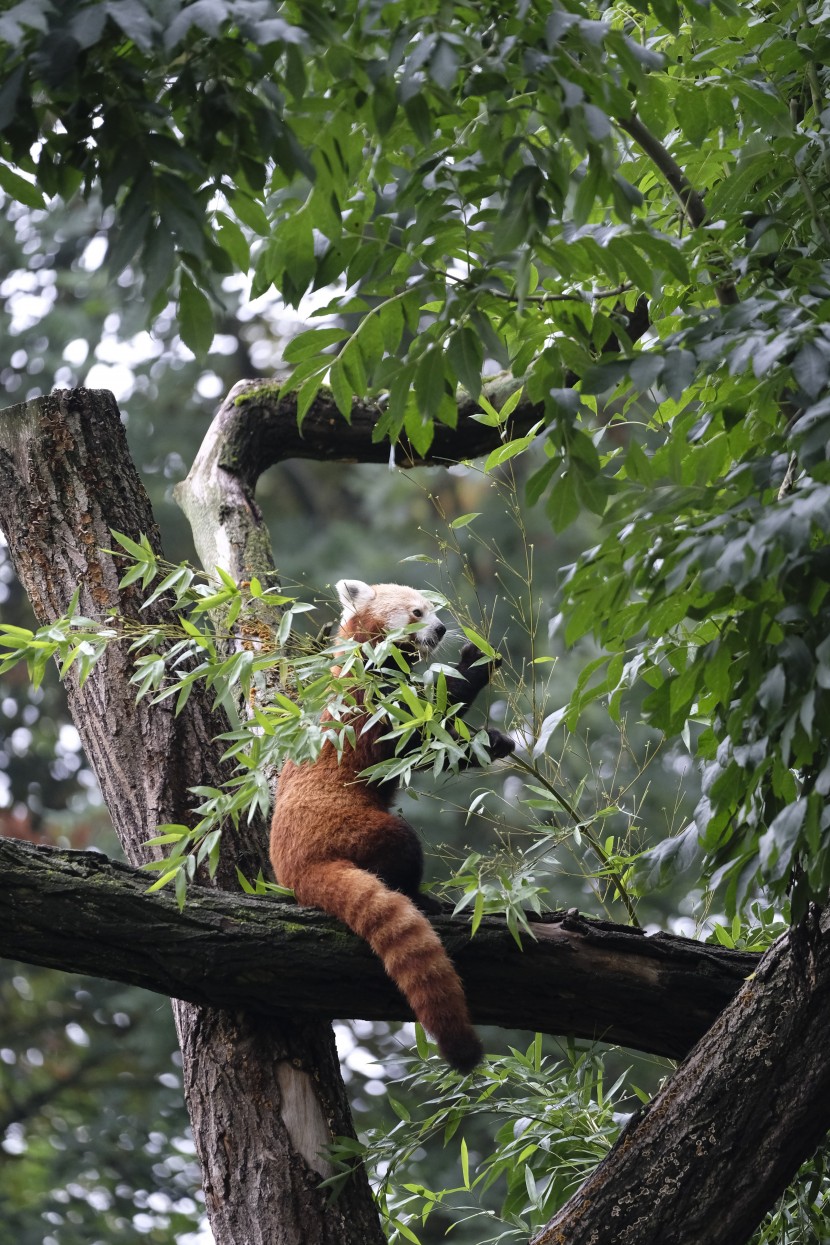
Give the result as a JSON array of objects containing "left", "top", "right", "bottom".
[{"left": 335, "top": 579, "right": 446, "bottom": 653}]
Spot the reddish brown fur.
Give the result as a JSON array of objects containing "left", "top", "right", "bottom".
[{"left": 270, "top": 583, "right": 483, "bottom": 1073}]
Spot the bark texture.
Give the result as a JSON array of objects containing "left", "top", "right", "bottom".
[
  {"left": 0, "top": 389, "right": 239, "bottom": 872},
  {"left": 0, "top": 389, "right": 384, "bottom": 1245},
  {"left": 0, "top": 837, "right": 757, "bottom": 1061},
  {"left": 532, "top": 907, "right": 830, "bottom": 1245},
  {"left": 172, "top": 1004, "right": 371, "bottom": 1245}
]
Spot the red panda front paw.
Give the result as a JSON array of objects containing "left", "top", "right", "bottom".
[
  {"left": 460, "top": 642, "right": 500, "bottom": 672},
  {"left": 486, "top": 728, "right": 515, "bottom": 760},
  {"left": 458, "top": 641, "right": 501, "bottom": 677}
]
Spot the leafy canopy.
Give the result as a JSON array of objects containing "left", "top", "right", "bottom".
[{"left": 5, "top": 0, "right": 830, "bottom": 916}]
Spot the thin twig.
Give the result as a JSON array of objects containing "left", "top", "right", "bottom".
[
  {"left": 511, "top": 754, "right": 641, "bottom": 928},
  {"left": 778, "top": 451, "right": 799, "bottom": 500}
]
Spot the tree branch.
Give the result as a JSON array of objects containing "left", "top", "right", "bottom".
[
  {"left": 173, "top": 375, "right": 545, "bottom": 578},
  {"left": 617, "top": 117, "right": 709, "bottom": 231},
  {"left": 616, "top": 115, "right": 739, "bottom": 307},
  {"left": 532, "top": 905, "right": 830, "bottom": 1245},
  {"left": 0, "top": 836, "right": 756, "bottom": 1062}
]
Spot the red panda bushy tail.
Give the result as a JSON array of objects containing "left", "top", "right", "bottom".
[{"left": 295, "top": 861, "right": 483, "bottom": 1074}]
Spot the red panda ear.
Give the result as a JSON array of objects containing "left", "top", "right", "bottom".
[{"left": 336, "top": 579, "right": 376, "bottom": 615}]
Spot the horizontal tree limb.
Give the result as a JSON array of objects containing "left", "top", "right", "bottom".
[
  {"left": 213, "top": 375, "right": 546, "bottom": 475},
  {"left": 3, "top": 836, "right": 756, "bottom": 1061},
  {"left": 173, "top": 375, "right": 548, "bottom": 578}
]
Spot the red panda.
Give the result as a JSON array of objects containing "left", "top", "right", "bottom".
[{"left": 269, "top": 578, "right": 514, "bottom": 1073}]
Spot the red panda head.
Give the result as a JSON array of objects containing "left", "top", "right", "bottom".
[{"left": 335, "top": 579, "right": 447, "bottom": 654}]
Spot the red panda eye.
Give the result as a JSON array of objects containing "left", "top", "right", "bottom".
[{"left": 412, "top": 608, "right": 423, "bottom": 619}]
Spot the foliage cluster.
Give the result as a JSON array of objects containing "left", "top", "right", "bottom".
[
  {"left": 364, "top": 1039, "right": 628, "bottom": 1245},
  {"left": 6, "top": 0, "right": 830, "bottom": 918}
]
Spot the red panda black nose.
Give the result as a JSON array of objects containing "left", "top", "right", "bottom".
[{"left": 435, "top": 622, "right": 447, "bottom": 640}]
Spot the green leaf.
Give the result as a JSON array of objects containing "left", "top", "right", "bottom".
[
  {"left": 296, "top": 375, "right": 323, "bottom": 423},
  {"left": 674, "top": 87, "right": 709, "bottom": 147},
  {"left": 145, "top": 826, "right": 191, "bottom": 846},
  {"left": 430, "top": 38, "right": 460, "bottom": 91},
  {"left": 404, "top": 94, "right": 433, "bottom": 144},
  {"left": 526, "top": 458, "right": 556, "bottom": 506},
  {"left": 404, "top": 402, "right": 434, "bottom": 457},
  {"left": 446, "top": 327, "right": 483, "bottom": 398},
  {"left": 460, "top": 1136, "right": 470, "bottom": 1189},
  {"left": 178, "top": 274, "right": 214, "bottom": 355},
  {"left": 611, "top": 238, "right": 654, "bottom": 294},
  {"left": 328, "top": 358, "right": 353, "bottom": 419},
  {"left": 230, "top": 190, "right": 270, "bottom": 236},
  {"left": 459, "top": 625, "right": 495, "bottom": 657},
  {"left": 284, "top": 327, "right": 352, "bottom": 363},
  {"left": 483, "top": 425, "right": 542, "bottom": 473},
  {"left": 215, "top": 213, "right": 250, "bottom": 270},
  {"left": 414, "top": 349, "right": 446, "bottom": 421},
  {"left": 0, "top": 162, "right": 44, "bottom": 209},
  {"left": 285, "top": 42, "right": 307, "bottom": 99},
  {"left": 106, "top": 0, "right": 158, "bottom": 52},
  {"left": 733, "top": 81, "right": 793, "bottom": 136},
  {"left": 583, "top": 103, "right": 612, "bottom": 141},
  {"left": 759, "top": 801, "right": 806, "bottom": 881},
  {"left": 546, "top": 471, "right": 580, "bottom": 532},
  {"left": 792, "top": 342, "right": 828, "bottom": 399},
  {"left": 236, "top": 867, "right": 257, "bottom": 895},
  {"left": 110, "top": 529, "right": 154, "bottom": 562},
  {"left": 499, "top": 386, "right": 525, "bottom": 420},
  {"left": 146, "top": 865, "right": 183, "bottom": 893},
  {"left": 573, "top": 161, "right": 601, "bottom": 227},
  {"left": 414, "top": 1022, "right": 430, "bottom": 1060}
]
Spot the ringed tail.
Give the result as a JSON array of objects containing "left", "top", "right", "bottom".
[{"left": 295, "top": 861, "right": 483, "bottom": 1074}]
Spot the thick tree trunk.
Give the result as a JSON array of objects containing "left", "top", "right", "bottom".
[
  {"left": 0, "top": 389, "right": 384, "bottom": 1245},
  {"left": 172, "top": 1004, "right": 374, "bottom": 1245},
  {"left": 0, "top": 837, "right": 757, "bottom": 1061},
  {"left": 0, "top": 392, "right": 229, "bottom": 871},
  {"left": 532, "top": 907, "right": 830, "bottom": 1245}
]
